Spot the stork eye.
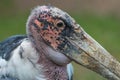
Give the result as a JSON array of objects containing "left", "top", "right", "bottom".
[{"left": 56, "top": 21, "right": 65, "bottom": 27}]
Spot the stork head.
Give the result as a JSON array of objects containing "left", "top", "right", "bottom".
[
  {"left": 27, "top": 5, "right": 76, "bottom": 50},
  {"left": 27, "top": 5, "right": 120, "bottom": 79}
]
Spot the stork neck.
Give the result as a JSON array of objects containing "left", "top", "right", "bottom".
[
  {"left": 28, "top": 26, "right": 68, "bottom": 80},
  {"left": 34, "top": 38, "right": 68, "bottom": 80},
  {"left": 32, "top": 39, "right": 68, "bottom": 80},
  {"left": 33, "top": 41, "right": 68, "bottom": 80},
  {"left": 37, "top": 51, "right": 68, "bottom": 80}
]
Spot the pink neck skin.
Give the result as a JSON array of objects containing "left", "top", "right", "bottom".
[{"left": 29, "top": 26, "right": 71, "bottom": 80}]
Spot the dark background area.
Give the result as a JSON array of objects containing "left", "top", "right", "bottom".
[{"left": 0, "top": 0, "right": 120, "bottom": 80}]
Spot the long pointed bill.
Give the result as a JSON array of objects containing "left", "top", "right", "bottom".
[{"left": 61, "top": 26, "right": 120, "bottom": 80}]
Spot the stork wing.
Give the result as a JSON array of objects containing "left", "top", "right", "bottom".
[
  {"left": 0, "top": 35, "right": 27, "bottom": 61},
  {"left": 0, "top": 75, "right": 19, "bottom": 80},
  {"left": 0, "top": 35, "right": 27, "bottom": 80}
]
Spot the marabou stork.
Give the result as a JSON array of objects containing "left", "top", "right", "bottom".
[{"left": 0, "top": 5, "right": 120, "bottom": 80}]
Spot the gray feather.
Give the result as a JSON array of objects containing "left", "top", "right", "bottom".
[{"left": 0, "top": 35, "right": 27, "bottom": 61}]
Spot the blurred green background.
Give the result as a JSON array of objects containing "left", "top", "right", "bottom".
[{"left": 0, "top": 0, "right": 120, "bottom": 80}]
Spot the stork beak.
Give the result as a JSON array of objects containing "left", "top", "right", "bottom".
[{"left": 62, "top": 25, "right": 120, "bottom": 80}]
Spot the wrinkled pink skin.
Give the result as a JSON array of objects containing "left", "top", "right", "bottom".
[{"left": 29, "top": 25, "right": 71, "bottom": 80}]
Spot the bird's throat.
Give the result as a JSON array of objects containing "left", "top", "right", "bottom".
[
  {"left": 37, "top": 52, "right": 68, "bottom": 80},
  {"left": 29, "top": 26, "right": 69, "bottom": 80}
]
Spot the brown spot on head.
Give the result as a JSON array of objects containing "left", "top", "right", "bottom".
[
  {"left": 26, "top": 5, "right": 79, "bottom": 51},
  {"left": 33, "top": 14, "right": 66, "bottom": 49}
]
